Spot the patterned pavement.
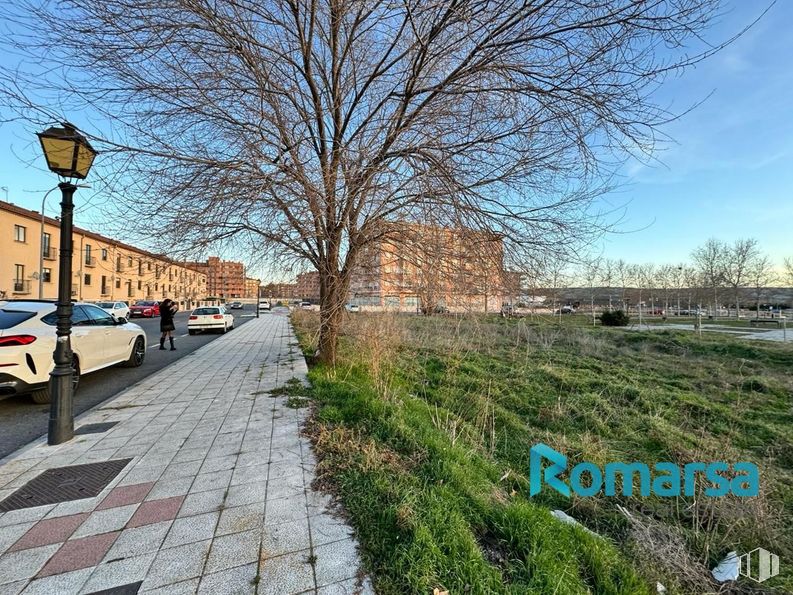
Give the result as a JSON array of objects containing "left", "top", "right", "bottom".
[{"left": 0, "top": 312, "right": 372, "bottom": 594}]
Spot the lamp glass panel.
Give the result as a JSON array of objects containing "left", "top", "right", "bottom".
[
  {"left": 74, "top": 144, "right": 96, "bottom": 178},
  {"left": 41, "top": 137, "right": 77, "bottom": 173}
]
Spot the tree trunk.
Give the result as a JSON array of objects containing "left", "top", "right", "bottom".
[{"left": 317, "top": 267, "right": 349, "bottom": 367}]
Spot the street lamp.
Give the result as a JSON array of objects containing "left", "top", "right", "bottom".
[{"left": 37, "top": 122, "right": 97, "bottom": 445}]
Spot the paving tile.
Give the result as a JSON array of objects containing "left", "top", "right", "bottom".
[
  {"left": 37, "top": 533, "right": 118, "bottom": 578},
  {"left": 44, "top": 499, "right": 98, "bottom": 520},
  {"left": 72, "top": 505, "right": 137, "bottom": 539},
  {"left": 0, "top": 580, "right": 26, "bottom": 595},
  {"left": 97, "top": 482, "right": 155, "bottom": 510},
  {"left": 78, "top": 552, "right": 155, "bottom": 593},
  {"left": 142, "top": 540, "right": 211, "bottom": 590},
  {"left": 230, "top": 464, "right": 268, "bottom": 487},
  {"left": 145, "top": 476, "right": 194, "bottom": 501},
  {"left": 188, "top": 470, "right": 232, "bottom": 495},
  {"left": 139, "top": 577, "right": 199, "bottom": 595},
  {"left": 224, "top": 481, "right": 267, "bottom": 508},
  {"left": 0, "top": 544, "right": 60, "bottom": 584},
  {"left": 309, "top": 514, "right": 355, "bottom": 546},
  {"left": 127, "top": 497, "right": 184, "bottom": 529},
  {"left": 199, "top": 456, "right": 237, "bottom": 475},
  {"left": 162, "top": 512, "right": 219, "bottom": 549},
  {"left": 216, "top": 503, "right": 265, "bottom": 537},
  {"left": 177, "top": 489, "right": 225, "bottom": 518},
  {"left": 204, "top": 529, "right": 259, "bottom": 574},
  {"left": 163, "top": 460, "right": 202, "bottom": 479},
  {"left": 117, "top": 466, "right": 167, "bottom": 487},
  {"left": 256, "top": 550, "right": 315, "bottom": 595},
  {"left": 313, "top": 539, "right": 362, "bottom": 587},
  {"left": 197, "top": 562, "right": 257, "bottom": 594},
  {"left": 265, "top": 473, "right": 304, "bottom": 501},
  {"left": 317, "top": 576, "right": 375, "bottom": 595},
  {"left": 305, "top": 491, "right": 334, "bottom": 517},
  {"left": 264, "top": 496, "right": 307, "bottom": 526},
  {"left": 8, "top": 513, "right": 89, "bottom": 552},
  {"left": 0, "top": 506, "right": 55, "bottom": 529},
  {"left": 0, "top": 522, "right": 36, "bottom": 556},
  {"left": 103, "top": 522, "right": 171, "bottom": 561},
  {"left": 19, "top": 567, "right": 93, "bottom": 595},
  {"left": 260, "top": 518, "right": 311, "bottom": 559}
]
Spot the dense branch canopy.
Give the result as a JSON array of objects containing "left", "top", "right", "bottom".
[{"left": 0, "top": 0, "right": 743, "bottom": 276}]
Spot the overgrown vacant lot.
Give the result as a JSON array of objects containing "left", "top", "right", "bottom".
[{"left": 292, "top": 312, "right": 792, "bottom": 594}]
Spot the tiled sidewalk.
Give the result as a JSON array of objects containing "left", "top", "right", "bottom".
[{"left": 0, "top": 313, "right": 373, "bottom": 594}]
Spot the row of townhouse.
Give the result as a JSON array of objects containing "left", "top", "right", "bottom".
[{"left": 0, "top": 200, "right": 208, "bottom": 309}]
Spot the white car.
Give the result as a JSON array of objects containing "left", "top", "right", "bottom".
[
  {"left": 187, "top": 306, "right": 235, "bottom": 334},
  {"left": 0, "top": 300, "right": 147, "bottom": 404},
  {"left": 258, "top": 301, "right": 271, "bottom": 311},
  {"left": 95, "top": 300, "right": 130, "bottom": 321}
]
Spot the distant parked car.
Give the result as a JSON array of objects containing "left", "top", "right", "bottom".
[
  {"left": 188, "top": 306, "right": 234, "bottom": 334},
  {"left": 229, "top": 301, "right": 243, "bottom": 309},
  {"left": 95, "top": 301, "right": 130, "bottom": 321},
  {"left": 556, "top": 305, "right": 575, "bottom": 314},
  {"left": 0, "top": 300, "right": 146, "bottom": 403},
  {"left": 300, "top": 302, "right": 312, "bottom": 310},
  {"left": 129, "top": 300, "right": 160, "bottom": 318},
  {"left": 258, "top": 301, "right": 271, "bottom": 311},
  {"left": 345, "top": 304, "right": 360, "bottom": 313},
  {"left": 650, "top": 308, "right": 665, "bottom": 315}
]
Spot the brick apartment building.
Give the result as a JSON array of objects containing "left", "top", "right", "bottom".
[
  {"left": 0, "top": 200, "right": 207, "bottom": 308},
  {"left": 261, "top": 282, "right": 297, "bottom": 300},
  {"left": 349, "top": 223, "right": 507, "bottom": 312},
  {"left": 185, "top": 257, "right": 246, "bottom": 300},
  {"left": 295, "top": 272, "right": 320, "bottom": 302}
]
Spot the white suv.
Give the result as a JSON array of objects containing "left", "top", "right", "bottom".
[{"left": 0, "top": 300, "right": 147, "bottom": 403}]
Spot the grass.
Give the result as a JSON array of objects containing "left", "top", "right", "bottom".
[{"left": 292, "top": 311, "right": 793, "bottom": 594}]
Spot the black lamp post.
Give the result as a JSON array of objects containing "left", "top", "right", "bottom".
[{"left": 37, "top": 122, "right": 97, "bottom": 445}]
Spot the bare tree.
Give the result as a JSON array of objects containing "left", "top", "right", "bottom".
[
  {"left": 600, "top": 259, "right": 615, "bottom": 311},
  {"left": 747, "top": 255, "right": 777, "bottom": 318},
  {"left": 0, "top": 0, "right": 754, "bottom": 364},
  {"left": 721, "top": 238, "right": 760, "bottom": 317},
  {"left": 784, "top": 257, "right": 793, "bottom": 285},
  {"left": 581, "top": 257, "right": 601, "bottom": 325},
  {"left": 691, "top": 239, "right": 726, "bottom": 316}
]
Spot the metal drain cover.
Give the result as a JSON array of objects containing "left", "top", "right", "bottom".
[
  {"left": 75, "top": 422, "right": 120, "bottom": 435},
  {"left": 86, "top": 581, "right": 142, "bottom": 594},
  {"left": 0, "top": 459, "right": 132, "bottom": 512}
]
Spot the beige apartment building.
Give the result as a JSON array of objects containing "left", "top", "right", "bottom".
[
  {"left": 0, "top": 200, "right": 207, "bottom": 308},
  {"left": 245, "top": 277, "right": 260, "bottom": 299},
  {"left": 350, "top": 222, "right": 507, "bottom": 312}
]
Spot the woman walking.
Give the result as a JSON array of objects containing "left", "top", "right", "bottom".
[{"left": 159, "top": 298, "right": 179, "bottom": 351}]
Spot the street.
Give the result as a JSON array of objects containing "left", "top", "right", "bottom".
[{"left": 0, "top": 308, "right": 258, "bottom": 459}]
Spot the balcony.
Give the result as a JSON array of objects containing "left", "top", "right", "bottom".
[
  {"left": 116, "top": 263, "right": 125, "bottom": 273},
  {"left": 12, "top": 279, "right": 31, "bottom": 294},
  {"left": 42, "top": 246, "right": 57, "bottom": 260},
  {"left": 101, "top": 287, "right": 110, "bottom": 296},
  {"left": 85, "top": 256, "right": 97, "bottom": 267}
]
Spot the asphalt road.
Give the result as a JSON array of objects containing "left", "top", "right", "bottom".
[{"left": 0, "top": 308, "right": 258, "bottom": 459}]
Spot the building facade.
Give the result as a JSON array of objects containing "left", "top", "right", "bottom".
[
  {"left": 349, "top": 223, "right": 507, "bottom": 312},
  {"left": 1, "top": 200, "right": 207, "bottom": 308},
  {"left": 245, "top": 277, "right": 260, "bottom": 299},
  {"left": 184, "top": 257, "right": 246, "bottom": 300},
  {"left": 295, "top": 272, "right": 320, "bottom": 302}
]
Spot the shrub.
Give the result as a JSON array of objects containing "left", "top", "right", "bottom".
[{"left": 600, "top": 309, "right": 630, "bottom": 326}]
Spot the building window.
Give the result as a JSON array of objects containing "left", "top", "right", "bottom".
[
  {"left": 115, "top": 278, "right": 121, "bottom": 289},
  {"left": 101, "top": 275, "right": 108, "bottom": 294},
  {"left": 128, "top": 256, "right": 133, "bottom": 267},
  {"left": 84, "top": 274, "right": 91, "bottom": 286},
  {"left": 15, "top": 264, "right": 25, "bottom": 281},
  {"left": 101, "top": 248, "right": 108, "bottom": 261},
  {"left": 147, "top": 262, "right": 152, "bottom": 271},
  {"left": 137, "top": 280, "right": 142, "bottom": 290},
  {"left": 42, "top": 268, "right": 51, "bottom": 283},
  {"left": 42, "top": 232, "right": 51, "bottom": 257},
  {"left": 13, "top": 225, "right": 26, "bottom": 242}
]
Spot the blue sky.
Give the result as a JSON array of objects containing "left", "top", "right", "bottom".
[{"left": 0, "top": 1, "right": 790, "bottom": 274}]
